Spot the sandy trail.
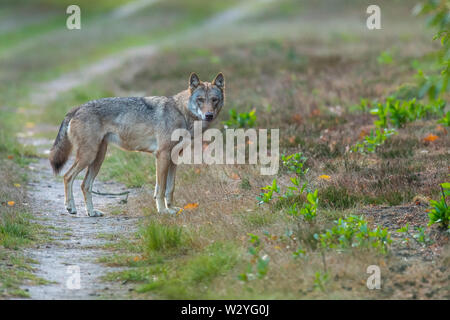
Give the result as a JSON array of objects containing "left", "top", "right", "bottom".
[
  {"left": 19, "top": 132, "right": 140, "bottom": 299},
  {"left": 30, "top": 0, "right": 275, "bottom": 106}
]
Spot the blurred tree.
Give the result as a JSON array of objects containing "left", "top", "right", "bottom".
[{"left": 414, "top": 0, "right": 450, "bottom": 100}]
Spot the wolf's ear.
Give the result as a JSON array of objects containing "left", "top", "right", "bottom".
[
  {"left": 189, "top": 72, "right": 200, "bottom": 90},
  {"left": 212, "top": 72, "right": 225, "bottom": 90}
]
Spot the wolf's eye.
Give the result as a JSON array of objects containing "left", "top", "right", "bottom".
[
  {"left": 197, "top": 97, "right": 205, "bottom": 104},
  {"left": 211, "top": 97, "right": 218, "bottom": 104}
]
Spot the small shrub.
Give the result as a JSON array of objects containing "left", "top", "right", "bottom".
[
  {"left": 257, "top": 179, "right": 279, "bottom": 204},
  {"left": 238, "top": 233, "right": 270, "bottom": 281},
  {"left": 223, "top": 109, "right": 256, "bottom": 128},
  {"left": 428, "top": 182, "right": 450, "bottom": 228},
  {"left": 377, "top": 51, "right": 393, "bottom": 65},
  {"left": 281, "top": 152, "right": 309, "bottom": 176},
  {"left": 351, "top": 128, "right": 397, "bottom": 154},
  {"left": 314, "top": 215, "right": 392, "bottom": 253},
  {"left": 437, "top": 111, "right": 450, "bottom": 126},
  {"left": 287, "top": 189, "right": 318, "bottom": 222}
]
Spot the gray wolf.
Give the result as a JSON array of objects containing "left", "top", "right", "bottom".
[{"left": 49, "top": 72, "right": 225, "bottom": 216}]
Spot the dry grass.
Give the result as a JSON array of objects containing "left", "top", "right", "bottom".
[{"left": 93, "top": 27, "right": 450, "bottom": 298}]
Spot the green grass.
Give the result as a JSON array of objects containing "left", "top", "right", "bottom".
[
  {"left": 0, "top": 109, "right": 37, "bottom": 166},
  {"left": 0, "top": 212, "right": 37, "bottom": 249},
  {"left": 105, "top": 241, "right": 239, "bottom": 299},
  {"left": 0, "top": 251, "right": 49, "bottom": 298},
  {"left": 139, "top": 220, "right": 188, "bottom": 254},
  {"left": 0, "top": 91, "right": 47, "bottom": 299},
  {"left": 136, "top": 242, "right": 238, "bottom": 299},
  {"left": 100, "top": 148, "right": 156, "bottom": 188}
]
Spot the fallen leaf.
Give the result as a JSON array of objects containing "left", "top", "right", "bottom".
[
  {"left": 424, "top": 133, "right": 439, "bottom": 142},
  {"left": 7, "top": 201, "right": 15, "bottom": 207},
  {"left": 293, "top": 114, "right": 302, "bottom": 124},
  {"left": 311, "top": 109, "right": 321, "bottom": 117},
  {"left": 319, "top": 175, "right": 331, "bottom": 180},
  {"left": 230, "top": 173, "right": 240, "bottom": 180},
  {"left": 14, "top": 183, "right": 21, "bottom": 188},
  {"left": 133, "top": 256, "right": 142, "bottom": 262},
  {"left": 288, "top": 136, "right": 296, "bottom": 144},
  {"left": 7, "top": 155, "right": 13, "bottom": 160},
  {"left": 183, "top": 203, "right": 199, "bottom": 210}
]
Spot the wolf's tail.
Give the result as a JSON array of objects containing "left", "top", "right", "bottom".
[{"left": 49, "top": 112, "right": 76, "bottom": 175}]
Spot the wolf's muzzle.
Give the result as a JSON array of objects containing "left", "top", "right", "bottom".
[{"left": 205, "top": 112, "right": 214, "bottom": 121}]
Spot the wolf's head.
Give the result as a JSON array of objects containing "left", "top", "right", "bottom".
[{"left": 187, "top": 72, "right": 225, "bottom": 122}]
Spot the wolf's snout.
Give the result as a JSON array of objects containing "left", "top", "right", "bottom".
[{"left": 205, "top": 112, "right": 214, "bottom": 121}]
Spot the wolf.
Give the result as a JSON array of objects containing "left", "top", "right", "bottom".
[{"left": 49, "top": 72, "right": 225, "bottom": 216}]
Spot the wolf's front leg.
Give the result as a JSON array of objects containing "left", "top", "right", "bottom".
[
  {"left": 165, "top": 161, "right": 181, "bottom": 214},
  {"left": 155, "top": 151, "right": 176, "bottom": 214}
]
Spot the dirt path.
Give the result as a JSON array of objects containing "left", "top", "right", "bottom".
[
  {"left": 18, "top": 132, "right": 139, "bottom": 299},
  {"left": 30, "top": 0, "right": 276, "bottom": 106}
]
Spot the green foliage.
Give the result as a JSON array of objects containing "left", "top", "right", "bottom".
[
  {"left": 287, "top": 189, "right": 319, "bottom": 222},
  {"left": 281, "top": 152, "right": 309, "bottom": 176},
  {"left": 428, "top": 182, "right": 450, "bottom": 228},
  {"left": 292, "top": 247, "right": 306, "bottom": 259},
  {"left": 314, "top": 215, "right": 392, "bottom": 253},
  {"left": 350, "top": 98, "right": 371, "bottom": 113},
  {"left": 351, "top": 128, "right": 397, "bottom": 154},
  {"left": 396, "top": 223, "right": 432, "bottom": 245},
  {"left": 352, "top": 96, "right": 445, "bottom": 154},
  {"left": 370, "top": 102, "right": 389, "bottom": 128},
  {"left": 370, "top": 97, "right": 445, "bottom": 129},
  {"left": 223, "top": 109, "right": 257, "bottom": 128},
  {"left": 313, "top": 271, "right": 330, "bottom": 291},
  {"left": 413, "top": 226, "right": 431, "bottom": 244},
  {"left": 238, "top": 233, "right": 270, "bottom": 281},
  {"left": 437, "top": 111, "right": 450, "bottom": 126},
  {"left": 414, "top": 0, "right": 450, "bottom": 100},
  {"left": 377, "top": 50, "right": 393, "bottom": 65},
  {"left": 257, "top": 179, "right": 279, "bottom": 204}
]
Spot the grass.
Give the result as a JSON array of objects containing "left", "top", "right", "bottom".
[
  {"left": 139, "top": 220, "right": 188, "bottom": 254},
  {"left": 1, "top": 0, "right": 449, "bottom": 300},
  {"left": 103, "top": 240, "right": 239, "bottom": 299},
  {"left": 0, "top": 121, "right": 47, "bottom": 297}
]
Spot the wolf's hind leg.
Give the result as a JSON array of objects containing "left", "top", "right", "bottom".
[
  {"left": 81, "top": 139, "right": 107, "bottom": 217},
  {"left": 165, "top": 161, "right": 180, "bottom": 213},
  {"left": 63, "top": 160, "right": 87, "bottom": 214},
  {"left": 155, "top": 151, "right": 173, "bottom": 214}
]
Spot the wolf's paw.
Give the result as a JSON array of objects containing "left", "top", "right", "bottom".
[
  {"left": 168, "top": 206, "right": 182, "bottom": 215},
  {"left": 66, "top": 206, "right": 77, "bottom": 215},
  {"left": 158, "top": 207, "right": 179, "bottom": 215},
  {"left": 88, "top": 210, "right": 104, "bottom": 217}
]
